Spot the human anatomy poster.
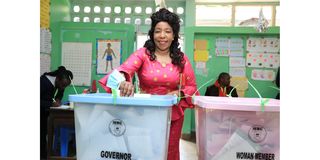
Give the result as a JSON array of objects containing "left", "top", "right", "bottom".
[{"left": 97, "top": 39, "right": 122, "bottom": 74}]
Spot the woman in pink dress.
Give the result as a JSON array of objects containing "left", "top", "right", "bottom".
[{"left": 99, "top": 8, "right": 199, "bottom": 160}]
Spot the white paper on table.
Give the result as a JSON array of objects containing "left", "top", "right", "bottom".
[
  {"left": 50, "top": 105, "right": 71, "bottom": 110},
  {"left": 212, "top": 130, "right": 260, "bottom": 160}
]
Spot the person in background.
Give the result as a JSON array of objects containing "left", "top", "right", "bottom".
[
  {"left": 205, "top": 72, "right": 238, "bottom": 97},
  {"left": 40, "top": 66, "right": 73, "bottom": 159},
  {"left": 99, "top": 8, "right": 199, "bottom": 160}
]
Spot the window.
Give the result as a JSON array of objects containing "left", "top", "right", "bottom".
[
  {"left": 146, "top": 7, "right": 152, "bottom": 14},
  {"left": 176, "top": 7, "right": 184, "bottom": 14},
  {"left": 84, "top": 6, "right": 91, "bottom": 13},
  {"left": 115, "top": 18, "right": 121, "bottom": 23},
  {"left": 125, "top": 7, "right": 132, "bottom": 14},
  {"left": 104, "top": 7, "right": 111, "bottom": 13},
  {"left": 94, "top": 17, "right": 100, "bottom": 23},
  {"left": 145, "top": 18, "right": 151, "bottom": 25},
  {"left": 196, "top": 5, "right": 232, "bottom": 26},
  {"left": 235, "top": 6, "right": 272, "bottom": 26},
  {"left": 135, "top": 7, "right": 142, "bottom": 14},
  {"left": 104, "top": 17, "right": 110, "bottom": 23},
  {"left": 195, "top": 1, "right": 279, "bottom": 26},
  {"left": 94, "top": 6, "right": 100, "bottom": 13},
  {"left": 124, "top": 18, "right": 131, "bottom": 24},
  {"left": 73, "top": 6, "right": 80, "bottom": 13},
  {"left": 83, "top": 17, "right": 90, "bottom": 22},
  {"left": 114, "top": 6, "right": 121, "bottom": 14},
  {"left": 135, "top": 18, "right": 141, "bottom": 25},
  {"left": 275, "top": 6, "right": 280, "bottom": 26},
  {"left": 73, "top": 17, "right": 80, "bottom": 22}
]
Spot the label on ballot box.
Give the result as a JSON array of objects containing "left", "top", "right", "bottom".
[
  {"left": 193, "top": 96, "right": 280, "bottom": 160},
  {"left": 69, "top": 93, "right": 176, "bottom": 160}
]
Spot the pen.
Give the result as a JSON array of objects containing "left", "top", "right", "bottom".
[{"left": 52, "top": 89, "right": 58, "bottom": 103}]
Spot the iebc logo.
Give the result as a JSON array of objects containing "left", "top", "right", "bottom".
[
  {"left": 109, "top": 119, "right": 126, "bottom": 136},
  {"left": 248, "top": 125, "right": 267, "bottom": 143}
]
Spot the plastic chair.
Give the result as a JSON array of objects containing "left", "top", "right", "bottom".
[
  {"left": 52, "top": 126, "right": 75, "bottom": 157},
  {"left": 60, "top": 126, "right": 75, "bottom": 157}
]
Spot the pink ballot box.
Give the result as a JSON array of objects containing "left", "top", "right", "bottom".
[{"left": 194, "top": 96, "right": 280, "bottom": 160}]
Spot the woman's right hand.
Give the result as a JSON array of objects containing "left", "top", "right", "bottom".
[{"left": 119, "top": 81, "right": 134, "bottom": 97}]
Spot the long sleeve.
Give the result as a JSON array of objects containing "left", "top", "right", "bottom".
[
  {"left": 179, "top": 55, "right": 199, "bottom": 108},
  {"left": 40, "top": 75, "right": 54, "bottom": 110}
]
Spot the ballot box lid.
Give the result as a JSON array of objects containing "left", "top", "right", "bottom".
[
  {"left": 193, "top": 96, "right": 279, "bottom": 112},
  {"left": 69, "top": 93, "right": 177, "bottom": 107}
]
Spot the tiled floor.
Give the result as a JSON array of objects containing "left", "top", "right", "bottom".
[{"left": 180, "top": 138, "right": 198, "bottom": 160}]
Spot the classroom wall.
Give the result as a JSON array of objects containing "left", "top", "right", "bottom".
[{"left": 47, "top": 0, "right": 280, "bottom": 136}]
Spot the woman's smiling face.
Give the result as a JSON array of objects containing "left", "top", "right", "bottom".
[{"left": 153, "top": 21, "right": 174, "bottom": 53}]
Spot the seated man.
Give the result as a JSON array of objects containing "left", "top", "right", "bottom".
[{"left": 205, "top": 72, "right": 238, "bottom": 97}]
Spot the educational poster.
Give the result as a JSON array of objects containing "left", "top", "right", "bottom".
[
  {"left": 229, "top": 57, "right": 246, "bottom": 67},
  {"left": 246, "top": 53, "right": 280, "bottom": 68},
  {"left": 40, "top": 28, "right": 51, "bottom": 54},
  {"left": 215, "top": 37, "right": 243, "bottom": 56},
  {"left": 247, "top": 37, "right": 280, "bottom": 52},
  {"left": 230, "top": 74, "right": 248, "bottom": 97},
  {"left": 194, "top": 50, "right": 209, "bottom": 62},
  {"left": 229, "top": 49, "right": 244, "bottom": 57},
  {"left": 246, "top": 38, "right": 262, "bottom": 52},
  {"left": 263, "top": 53, "right": 280, "bottom": 68},
  {"left": 251, "top": 69, "right": 275, "bottom": 81},
  {"left": 215, "top": 48, "right": 229, "bottom": 56},
  {"left": 194, "top": 39, "right": 208, "bottom": 50},
  {"left": 246, "top": 53, "right": 264, "bottom": 68},
  {"left": 229, "top": 67, "right": 246, "bottom": 77},
  {"left": 62, "top": 42, "right": 92, "bottom": 86},
  {"left": 40, "top": 53, "right": 51, "bottom": 75},
  {"left": 195, "top": 68, "right": 208, "bottom": 77},
  {"left": 97, "top": 39, "right": 122, "bottom": 74},
  {"left": 195, "top": 62, "right": 206, "bottom": 69},
  {"left": 230, "top": 77, "right": 248, "bottom": 91}
]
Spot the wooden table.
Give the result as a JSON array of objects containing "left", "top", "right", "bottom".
[{"left": 47, "top": 107, "right": 76, "bottom": 160}]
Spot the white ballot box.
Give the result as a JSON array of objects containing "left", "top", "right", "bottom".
[
  {"left": 194, "top": 96, "right": 280, "bottom": 160},
  {"left": 69, "top": 93, "right": 176, "bottom": 160}
]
